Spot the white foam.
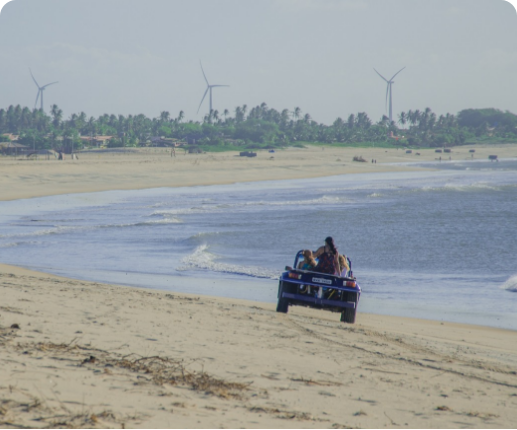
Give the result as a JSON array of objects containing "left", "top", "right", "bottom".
[
  {"left": 0, "top": 218, "right": 182, "bottom": 240},
  {"left": 177, "top": 244, "right": 279, "bottom": 279},
  {"left": 151, "top": 195, "right": 351, "bottom": 219},
  {"left": 501, "top": 275, "right": 517, "bottom": 293},
  {"left": 0, "top": 242, "right": 20, "bottom": 248}
]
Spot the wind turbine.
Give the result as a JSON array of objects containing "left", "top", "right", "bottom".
[
  {"left": 373, "top": 67, "right": 405, "bottom": 124},
  {"left": 197, "top": 61, "right": 229, "bottom": 115},
  {"left": 30, "top": 69, "right": 58, "bottom": 112}
]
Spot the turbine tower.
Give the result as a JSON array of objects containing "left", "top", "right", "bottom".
[
  {"left": 197, "top": 61, "right": 229, "bottom": 114},
  {"left": 30, "top": 69, "right": 58, "bottom": 112},
  {"left": 374, "top": 67, "right": 405, "bottom": 124}
]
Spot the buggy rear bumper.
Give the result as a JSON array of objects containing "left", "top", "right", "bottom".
[{"left": 280, "top": 292, "right": 356, "bottom": 309}]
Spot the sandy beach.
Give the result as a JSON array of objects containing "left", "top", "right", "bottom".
[
  {"left": 2, "top": 144, "right": 516, "bottom": 202},
  {"left": 2, "top": 264, "right": 517, "bottom": 429},
  {"left": 2, "top": 144, "right": 517, "bottom": 428}
]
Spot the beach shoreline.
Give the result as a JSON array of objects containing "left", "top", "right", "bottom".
[{"left": 2, "top": 144, "right": 517, "bottom": 428}]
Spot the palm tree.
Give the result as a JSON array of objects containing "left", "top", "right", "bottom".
[
  {"left": 50, "top": 104, "right": 62, "bottom": 129},
  {"left": 398, "top": 111, "right": 407, "bottom": 127}
]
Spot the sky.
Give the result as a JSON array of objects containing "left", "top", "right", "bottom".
[{"left": 0, "top": 0, "right": 516, "bottom": 125}]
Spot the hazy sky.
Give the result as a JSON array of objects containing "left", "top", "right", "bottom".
[{"left": 0, "top": 0, "right": 516, "bottom": 124}]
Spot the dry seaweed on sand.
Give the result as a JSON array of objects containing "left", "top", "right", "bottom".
[{"left": 105, "top": 355, "right": 249, "bottom": 399}]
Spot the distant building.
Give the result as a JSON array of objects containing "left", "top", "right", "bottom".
[
  {"left": 1, "top": 133, "right": 19, "bottom": 142},
  {"left": 80, "top": 135, "right": 113, "bottom": 147},
  {"left": 0, "top": 142, "right": 29, "bottom": 155},
  {"left": 144, "top": 137, "right": 183, "bottom": 147}
]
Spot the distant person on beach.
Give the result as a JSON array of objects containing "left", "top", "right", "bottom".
[
  {"left": 58, "top": 151, "right": 63, "bottom": 160},
  {"left": 297, "top": 250, "right": 317, "bottom": 271},
  {"left": 313, "top": 236, "right": 340, "bottom": 275}
]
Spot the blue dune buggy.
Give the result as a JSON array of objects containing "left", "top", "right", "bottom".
[{"left": 277, "top": 250, "right": 361, "bottom": 323}]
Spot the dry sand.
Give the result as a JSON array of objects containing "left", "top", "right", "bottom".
[
  {"left": 2, "top": 144, "right": 516, "bottom": 202},
  {"left": 1, "top": 144, "right": 517, "bottom": 428},
  {"left": 2, "top": 264, "right": 517, "bottom": 429}
]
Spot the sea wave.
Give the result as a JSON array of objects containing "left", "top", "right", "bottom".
[
  {"left": 0, "top": 241, "right": 20, "bottom": 248},
  {"left": 0, "top": 218, "right": 182, "bottom": 239},
  {"left": 177, "top": 244, "right": 279, "bottom": 279},
  {"left": 501, "top": 275, "right": 517, "bottom": 293},
  {"left": 151, "top": 195, "right": 351, "bottom": 218}
]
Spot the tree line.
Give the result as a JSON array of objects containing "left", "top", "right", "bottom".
[{"left": 1, "top": 103, "right": 516, "bottom": 152}]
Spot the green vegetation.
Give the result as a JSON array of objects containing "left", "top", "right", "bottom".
[{"left": 1, "top": 103, "right": 516, "bottom": 152}]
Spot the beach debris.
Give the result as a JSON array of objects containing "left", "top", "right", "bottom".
[
  {"left": 105, "top": 355, "right": 248, "bottom": 399},
  {"left": 239, "top": 151, "right": 257, "bottom": 157},
  {"left": 488, "top": 155, "right": 498, "bottom": 161},
  {"left": 353, "top": 155, "right": 366, "bottom": 162},
  {"left": 290, "top": 377, "right": 342, "bottom": 387},
  {"left": 436, "top": 405, "right": 451, "bottom": 411},
  {"left": 466, "top": 411, "right": 498, "bottom": 420},
  {"left": 10, "top": 324, "right": 20, "bottom": 329},
  {"left": 354, "top": 410, "right": 367, "bottom": 416},
  {"left": 82, "top": 355, "right": 96, "bottom": 364},
  {"left": 248, "top": 406, "right": 313, "bottom": 421}
]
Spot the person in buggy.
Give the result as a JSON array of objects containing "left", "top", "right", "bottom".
[
  {"left": 297, "top": 250, "right": 317, "bottom": 271},
  {"left": 313, "top": 236, "right": 340, "bottom": 275}
]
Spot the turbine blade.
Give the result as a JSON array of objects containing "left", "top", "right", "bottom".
[
  {"left": 34, "top": 90, "right": 40, "bottom": 109},
  {"left": 197, "top": 87, "right": 209, "bottom": 114},
  {"left": 385, "top": 84, "right": 389, "bottom": 112},
  {"left": 374, "top": 68, "right": 388, "bottom": 82},
  {"left": 200, "top": 61, "right": 209, "bottom": 86},
  {"left": 390, "top": 66, "right": 406, "bottom": 81},
  {"left": 29, "top": 68, "right": 40, "bottom": 88},
  {"left": 210, "top": 85, "right": 229, "bottom": 88},
  {"left": 41, "top": 81, "right": 58, "bottom": 89}
]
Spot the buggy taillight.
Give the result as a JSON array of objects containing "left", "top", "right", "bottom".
[
  {"left": 345, "top": 280, "right": 356, "bottom": 288},
  {"left": 288, "top": 272, "right": 302, "bottom": 280}
]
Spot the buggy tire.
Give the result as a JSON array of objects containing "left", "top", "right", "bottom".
[
  {"left": 340, "top": 292, "right": 358, "bottom": 324},
  {"left": 276, "top": 281, "right": 289, "bottom": 313}
]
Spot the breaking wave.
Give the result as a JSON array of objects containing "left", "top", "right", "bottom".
[
  {"left": 177, "top": 244, "right": 279, "bottom": 279},
  {"left": 501, "top": 275, "right": 517, "bottom": 293}
]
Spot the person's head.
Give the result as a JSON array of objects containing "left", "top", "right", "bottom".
[
  {"left": 338, "top": 254, "right": 347, "bottom": 270},
  {"left": 325, "top": 236, "right": 338, "bottom": 255},
  {"left": 302, "top": 249, "right": 316, "bottom": 266}
]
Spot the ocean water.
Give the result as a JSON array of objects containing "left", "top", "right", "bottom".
[{"left": 1, "top": 158, "right": 516, "bottom": 330}]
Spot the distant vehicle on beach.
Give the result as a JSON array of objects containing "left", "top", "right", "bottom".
[{"left": 277, "top": 250, "right": 361, "bottom": 323}]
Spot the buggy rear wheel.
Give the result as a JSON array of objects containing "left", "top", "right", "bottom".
[
  {"left": 276, "top": 281, "right": 289, "bottom": 314},
  {"left": 340, "top": 291, "right": 358, "bottom": 324}
]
